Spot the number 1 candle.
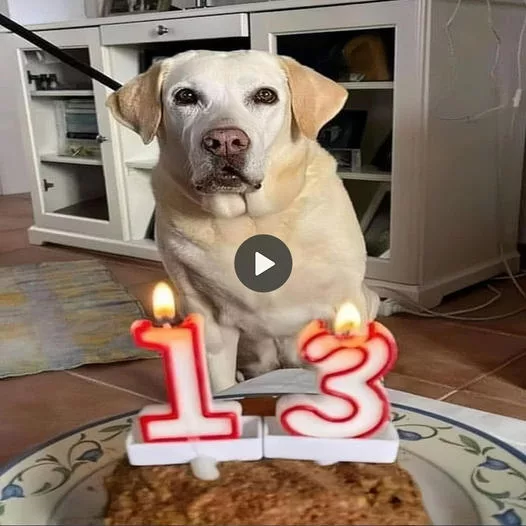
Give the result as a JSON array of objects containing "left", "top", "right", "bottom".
[{"left": 131, "top": 282, "right": 242, "bottom": 443}]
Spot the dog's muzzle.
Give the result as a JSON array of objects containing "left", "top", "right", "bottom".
[{"left": 194, "top": 127, "right": 261, "bottom": 194}]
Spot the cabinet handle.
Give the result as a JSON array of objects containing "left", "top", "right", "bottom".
[
  {"left": 96, "top": 134, "right": 108, "bottom": 144},
  {"left": 43, "top": 179, "right": 54, "bottom": 192},
  {"left": 156, "top": 25, "right": 169, "bottom": 36}
]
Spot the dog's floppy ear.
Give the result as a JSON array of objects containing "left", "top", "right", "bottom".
[
  {"left": 280, "top": 56, "right": 348, "bottom": 140},
  {"left": 106, "top": 60, "right": 167, "bottom": 144}
]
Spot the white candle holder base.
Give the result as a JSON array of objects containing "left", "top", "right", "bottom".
[
  {"left": 126, "top": 415, "right": 263, "bottom": 467},
  {"left": 263, "top": 417, "right": 399, "bottom": 464}
]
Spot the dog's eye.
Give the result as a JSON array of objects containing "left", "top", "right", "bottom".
[
  {"left": 253, "top": 88, "right": 278, "bottom": 105},
  {"left": 174, "top": 88, "right": 198, "bottom": 105}
]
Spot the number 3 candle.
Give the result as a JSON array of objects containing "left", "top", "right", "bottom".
[{"left": 276, "top": 302, "right": 398, "bottom": 439}]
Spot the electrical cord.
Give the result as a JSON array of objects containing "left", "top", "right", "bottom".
[
  {"left": 510, "top": 0, "right": 526, "bottom": 132},
  {"left": 437, "top": 0, "right": 506, "bottom": 122},
  {"left": 492, "top": 271, "right": 526, "bottom": 280},
  {"left": 383, "top": 287, "right": 526, "bottom": 321}
]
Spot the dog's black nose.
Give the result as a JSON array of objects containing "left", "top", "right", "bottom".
[{"left": 202, "top": 128, "right": 250, "bottom": 157}]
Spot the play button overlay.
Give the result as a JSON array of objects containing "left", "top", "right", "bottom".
[
  {"left": 235, "top": 234, "right": 293, "bottom": 292},
  {"left": 255, "top": 252, "right": 275, "bottom": 276}
]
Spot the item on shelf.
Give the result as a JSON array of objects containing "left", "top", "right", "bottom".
[
  {"left": 39, "top": 74, "right": 49, "bottom": 89},
  {"left": 371, "top": 131, "right": 393, "bottom": 173},
  {"left": 318, "top": 110, "right": 367, "bottom": 169},
  {"left": 342, "top": 34, "right": 391, "bottom": 82},
  {"left": 308, "top": 43, "right": 343, "bottom": 80},
  {"left": 27, "top": 71, "right": 40, "bottom": 90},
  {"left": 101, "top": 0, "right": 174, "bottom": 15},
  {"left": 349, "top": 72, "right": 366, "bottom": 82},
  {"left": 58, "top": 99, "right": 101, "bottom": 157},
  {"left": 66, "top": 145, "right": 98, "bottom": 158},
  {"left": 27, "top": 71, "right": 61, "bottom": 90},
  {"left": 351, "top": 148, "right": 362, "bottom": 172},
  {"left": 48, "top": 74, "right": 59, "bottom": 89}
]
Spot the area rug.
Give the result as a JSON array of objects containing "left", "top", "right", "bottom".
[{"left": 0, "top": 260, "right": 152, "bottom": 378}]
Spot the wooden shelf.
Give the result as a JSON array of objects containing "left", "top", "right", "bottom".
[
  {"left": 339, "top": 81, "right": 394, "bottom": 90},
  {"left": 126, "top": 158, "right": 156, "bottom": 170},
  {"left": 31, "top": 90, "right": 94, "bottom": 97},
  {"left": 40, "top": 153, "right": 102, "bottom": 166},
  {"left": 338, "top": 168, "right": 391, "bottom": 182}
]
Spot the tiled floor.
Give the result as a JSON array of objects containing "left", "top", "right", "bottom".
[{"left": 1, "top": 193, "right": 525, "bottom": 466}]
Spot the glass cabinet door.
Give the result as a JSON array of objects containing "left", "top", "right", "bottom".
[
  {"left": 13, "top": 28, "right": 124, "bottom": 239},
  {"left": 251, "top": 0, "right": 421, "bottom": 284}
]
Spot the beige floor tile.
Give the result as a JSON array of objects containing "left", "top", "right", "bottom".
[
  {"left": 443, "top": 390, "right": 526, "bottom": 420},
  {"left": 461, "top": 354, "right": 526, "bottom": 405},
  {"left": 384, "top": 372, "right": 452, "bottom": 399},
  {"left": 0, "top": 229, "right": 30, "bottom": 253},
  {"left": 0, "top": 194, "right": 33, "bottom": 231},
  {"left": 381, "top": 315, "right": 526, "bottom": 387},
  {"left": 436, "top": 277, "right": 526, "bottom": 337}
]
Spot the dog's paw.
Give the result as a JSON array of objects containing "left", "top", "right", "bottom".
[{"left": 235, "top": 370, "right": 245, "bottom": 383}]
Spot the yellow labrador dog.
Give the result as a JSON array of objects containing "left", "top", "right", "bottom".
[{"left": 107, "top": 50, "right": 380, "bottom": 392}]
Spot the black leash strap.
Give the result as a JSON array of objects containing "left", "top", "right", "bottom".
[{"left": 0, "top": 12, "right": 122, "bottom": 91}]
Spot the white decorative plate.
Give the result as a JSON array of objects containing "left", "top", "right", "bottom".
[{"left": 0, "top": 403, "right": 524, "bottom": 526}]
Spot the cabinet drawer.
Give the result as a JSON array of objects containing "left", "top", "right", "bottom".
[{"left": 101, "top": 13, "right": 249, "bottom": 46}]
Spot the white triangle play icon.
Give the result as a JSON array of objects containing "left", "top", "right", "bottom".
[{"left": 255, "top": 251, "right": 275, "bottom": 277}]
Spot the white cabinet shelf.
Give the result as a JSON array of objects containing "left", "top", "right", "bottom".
[
  {"left": 40, "top": 153, "right": 102, "bottom": 166},
  {"left": 126, "top": 158, "right": 156, "bottom": 170},
  {"left": 338, "top": 168, "right": 391, "bottom": 183},
  {"left": 31, "top": 90, "right": 94, "bottom": 97},
  {"left": 339, "top": 82, "right": 394, "bottom": 90},
  {"left": 4, "top": 0, "right": 524, "bottom": 309}
]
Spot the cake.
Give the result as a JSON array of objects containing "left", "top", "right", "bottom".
[
  {"left": 104, "top": 458, "right": 430, "bottom": 526},
  {"left": 104, "top": 399, "right": 430, "bottom": 526}
]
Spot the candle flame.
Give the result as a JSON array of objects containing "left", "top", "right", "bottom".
[
  {"left": 152, "top": 282, "right": 176, "bottom": 322},
  {"left": 334, "top": 302, "right": 361, "bottom": 335}
]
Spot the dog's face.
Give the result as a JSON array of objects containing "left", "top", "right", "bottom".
[
  {"left": 161, "top": 51, "right": 289, "bottom": 195},
  {"left": 107, "top": 50, "right": 347, "bottom": 217}
]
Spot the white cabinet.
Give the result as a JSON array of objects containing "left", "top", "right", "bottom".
[
  {"left": 3, "top": 1, "right": 525, "bottom": 307},
  {"left": 251, "top": 0, "right": 526, "bottom": 306},
  {"left": 8, "top": 28, "right": 125, "bottom": 239},
  {"left": 252, "top": 0, "right": 421, "bottom": 286}
]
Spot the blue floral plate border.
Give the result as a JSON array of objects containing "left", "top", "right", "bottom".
[{"left": 0, "top": 402, "right": 524, "bottom": 525}]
